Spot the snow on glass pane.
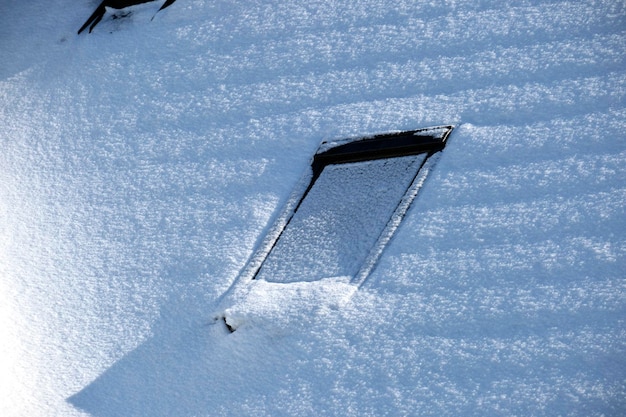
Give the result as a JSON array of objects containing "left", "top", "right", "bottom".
[{"left": 256, "top": 154, "right": 427, "bottom": 283}]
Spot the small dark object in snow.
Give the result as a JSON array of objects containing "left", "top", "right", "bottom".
[
  {"left": 77, "top": 0, "right": 177, "bottom": 34},
  {"left": 221, "top": 316, "right": 235, "bottom": 333}
]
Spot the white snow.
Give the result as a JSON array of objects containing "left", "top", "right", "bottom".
[
  {"left": 256, "top": 155, "right": 427, "bottom": 283},
  {"left": 0, "top": 0, "right": 624, "bottom": 416}
]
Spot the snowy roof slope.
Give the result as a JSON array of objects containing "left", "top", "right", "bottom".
[{"left": 1, "top": 0, "right": 624, "bottom": 416}]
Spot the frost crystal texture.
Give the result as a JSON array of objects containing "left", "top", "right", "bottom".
[{"left": 256, "top": 155, "right": 428, "bottom": 282}]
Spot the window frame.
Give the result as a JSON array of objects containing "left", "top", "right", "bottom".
[{"left": 238, "top": 125, "right": 454, "bottom": 287}]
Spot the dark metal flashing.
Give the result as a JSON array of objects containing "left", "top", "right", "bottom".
[
  {"left": 311, "top": 126, "right": 453, "bottom": 184},
  {"left": 315, "top": 126, "right": 451, "bottom": 164}
]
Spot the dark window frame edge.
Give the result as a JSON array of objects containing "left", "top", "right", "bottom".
[{"left": 236, "top": 125, "right": 455, "bottom": 286}]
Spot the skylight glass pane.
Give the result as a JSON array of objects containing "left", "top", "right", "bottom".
[{"left": 256, "top": 154, "right": 428, "bottom": 283}]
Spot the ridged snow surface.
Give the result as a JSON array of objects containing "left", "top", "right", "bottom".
[{"left": 0, "top": 0, "right": 624, "bottom": 416}]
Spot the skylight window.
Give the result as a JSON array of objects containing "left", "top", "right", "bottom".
[{"left": 241, "top": 126, "right": 453, "bottom": 286}]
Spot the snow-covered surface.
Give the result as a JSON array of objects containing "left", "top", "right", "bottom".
[
  {"left": 256, "top": 154, "right": 428, "bottom": 283},
  {"left": 1, "top": 0, "right": 624, "bottom": 416}
]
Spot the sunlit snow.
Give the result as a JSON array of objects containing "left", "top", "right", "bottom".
[
  {"left": 256, "top": 155, "right": 427, "bottom": 283},
  {"left": 0, "top": 0, "right": 624, "bottom": 416}
]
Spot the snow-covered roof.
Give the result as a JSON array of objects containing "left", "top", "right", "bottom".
[{"left": 1, "top": 1, "right": 624, "bottom": 416}]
